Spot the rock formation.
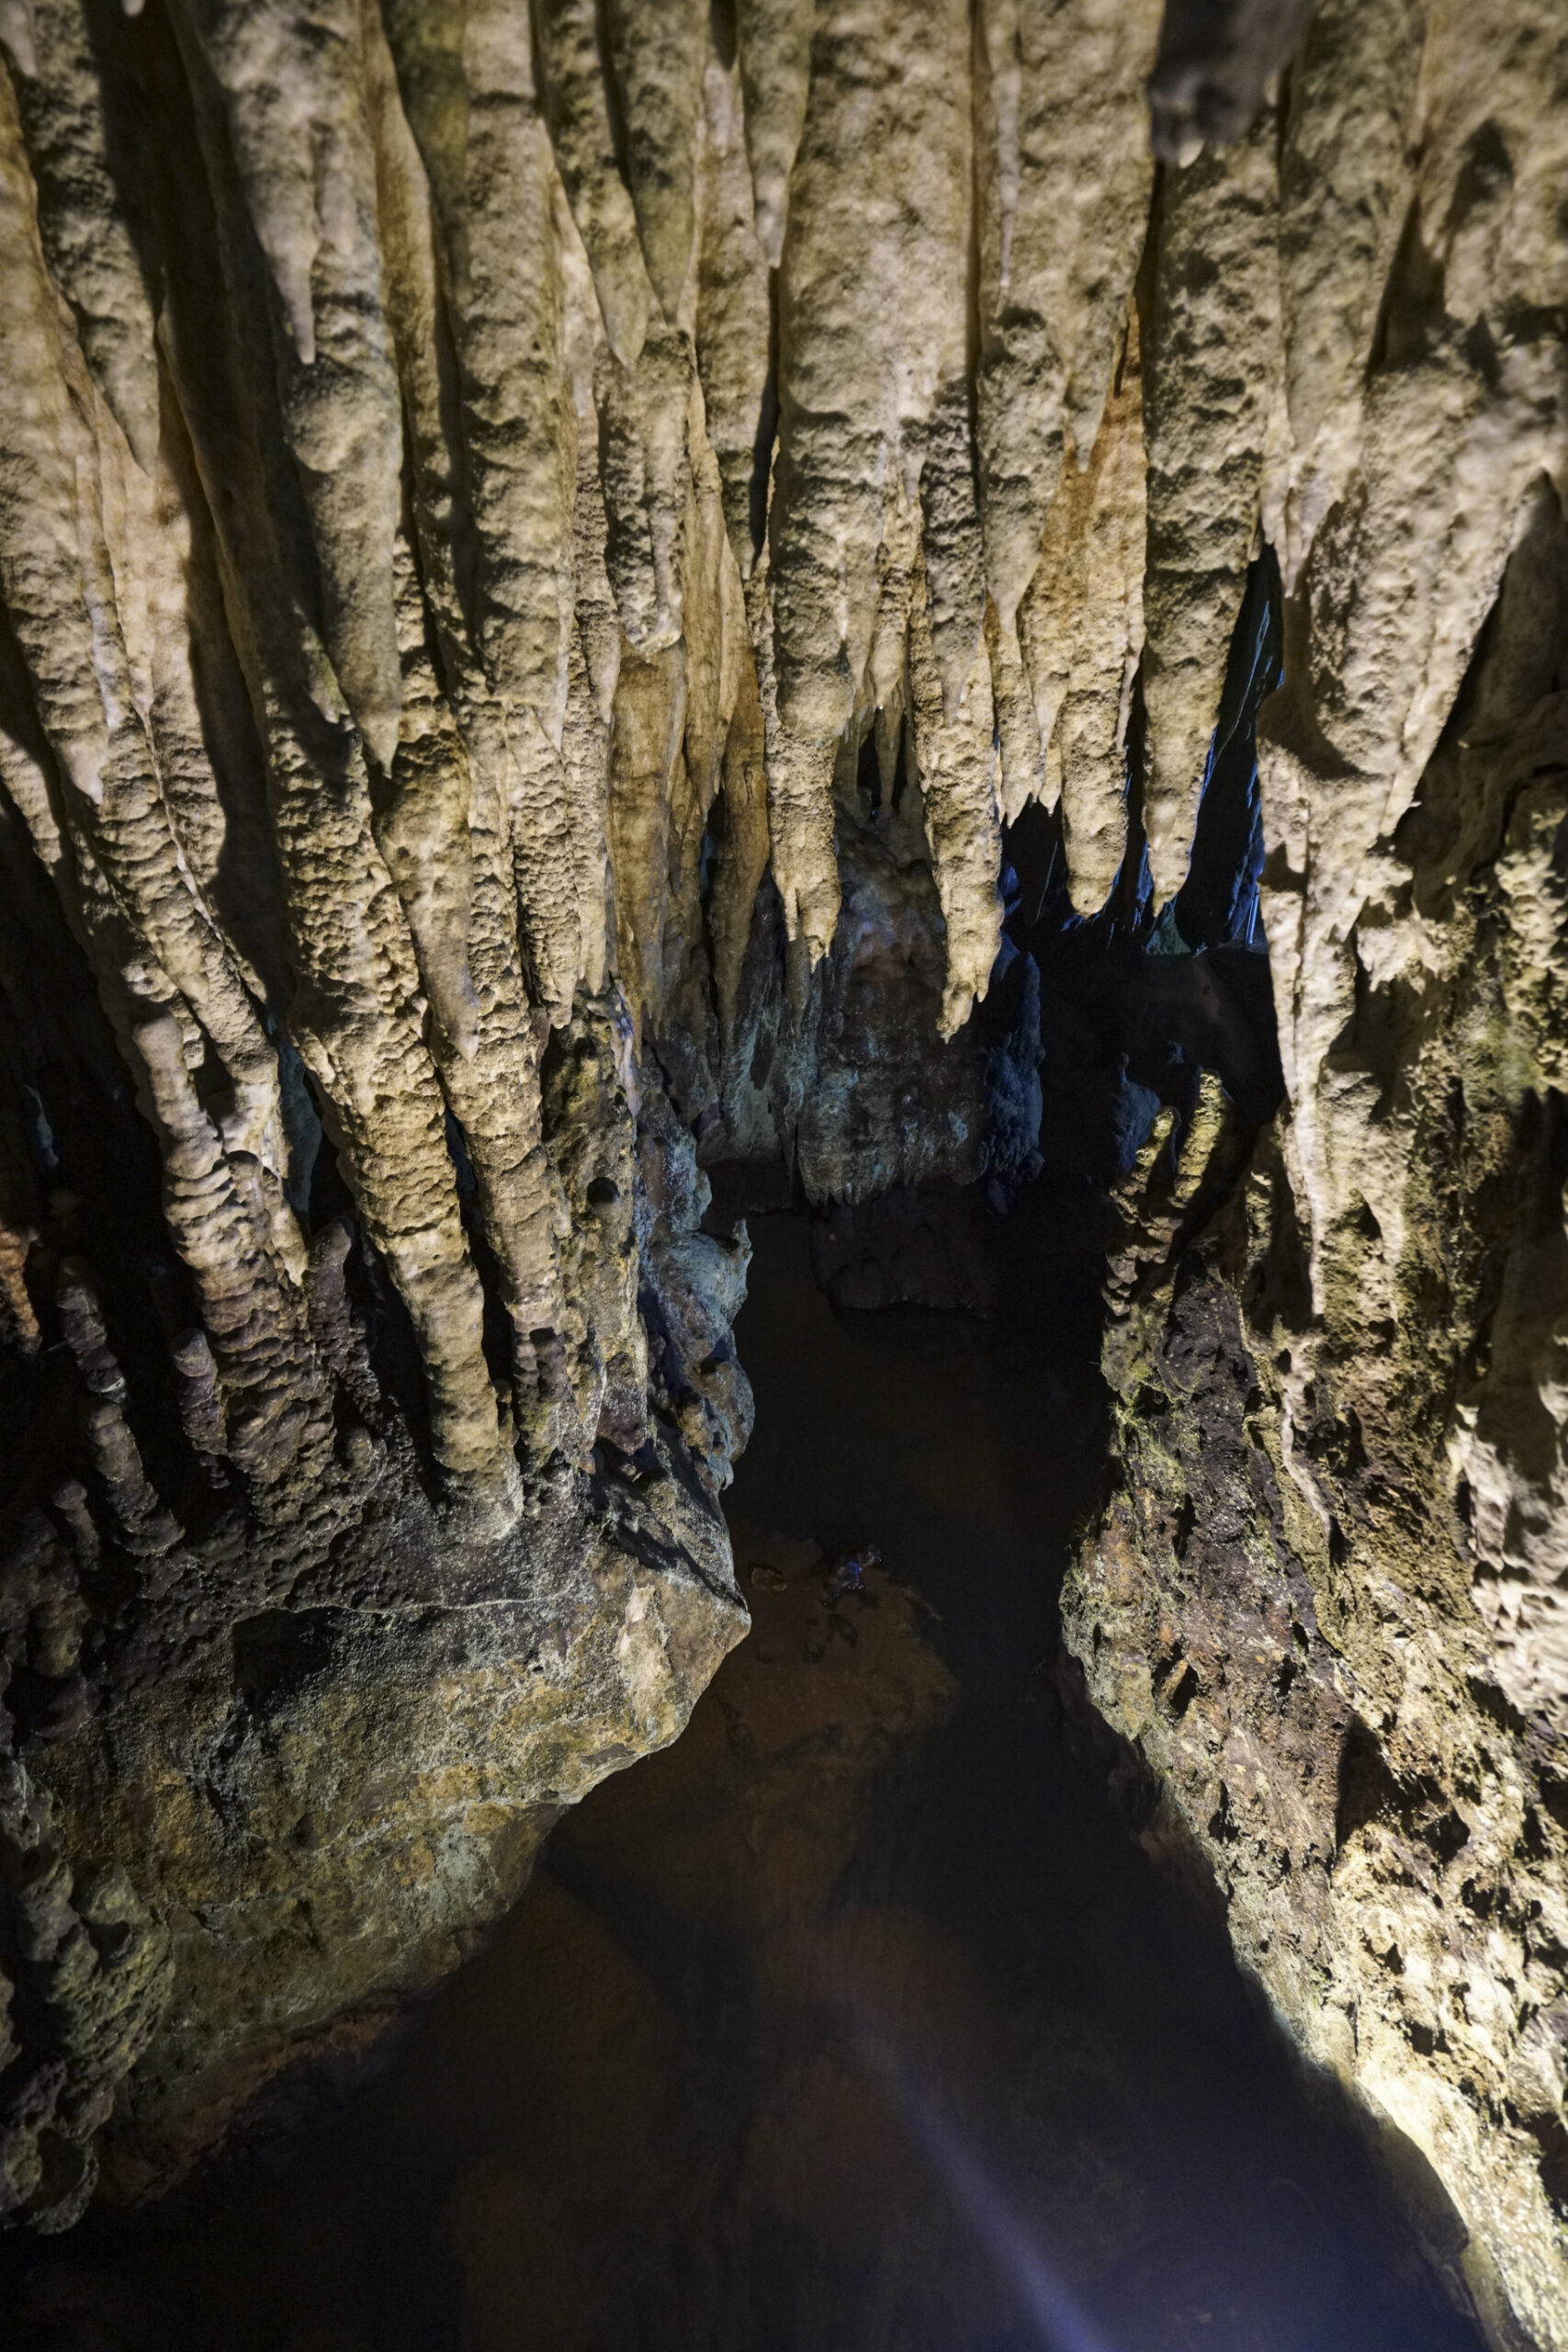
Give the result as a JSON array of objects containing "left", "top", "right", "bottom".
[{"left": 0, "top": 0, "right": 1562, "bottom": 2346}]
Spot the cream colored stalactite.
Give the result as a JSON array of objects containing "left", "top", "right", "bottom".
[
  {"left": 551, "top": 204, "right": 621, "bottom": 991},
  {"left": 753, "top": 560, "right": 840, "bottom": 969},
  {"left": 734, "top": 0, "right": 811, "bottom": 268},
  {"left": 264, "top": 718, "right": 510, "bottom": 1491},
  {"left": 1275, "top": 0, "right": 1421, "bottom": 593},
  {"left": 378, "top": 0, "right": 582, "bottom": 734},
  {"left": 532, "top": 0, "right": 653, "bottom": 369},
  {"left": 906, "top": 555, "right": 1002, "bottom": 1039},
  {"left": 1263, "top": 0, "right": 1568, "bottom": 1302},
  {"left": 682, "top": 378, "right": 751, "bottom": 831},
  {"left": 368, "top": 0, "right": 471, "bottom": 665},
  {"left": 558, "top": 438, "right": 616, "bottom": 1002},
  {"left": 568, "top": 386, "right": 623, "bottom": 740},
  {"left": 147, "top": 393, "right": 290, "bottom": 1023},
  {"left": 986, "top": 603, "right": 1043, "bottom": 826},
  {"left": 494, "top": 705, "right": 588, "bottom": 1029},
  {"left": 553, "top": 195, "right": 621, "bottom": 1006},
  {"left": 447, "top": 0, "right": 577, "bottom": 746},
  {"left": 694, "top": 46, "right": 771, "bottom": 580},
  {"left": 376, "top": 0, "right": 588, "bottom": 1019},
  {"left": 133, "top": 1011, "right": 334, "bottom": 1495},
  {"left": 55, "top": 20, "right": 525, "bottom": 1497},
  {"left": 156, "top": 50, "right": 511, "bottom": 1492},
  {"left": 72, "top": 415, "right": 288, "bottom": 1224},
  {"left": 428, "top": 752, "right": 570, "bottom": 1446},
  {"left": 0, "top": 74, "right": 295, "bottom": 1240},
  {"left": 607, "top": 641, "right": 686, "bottom": 1046},
  {"left": 973, "top": 0, "right": 1159, "bottom": 638},
  {"left": 1018, "top": 304, "right": 1145, "bottom": 914},
  {"left": 597, "top": 322, "right": 694, "bottom": 657},
  {"left": 763, "top": 0, "right": 969, "bottom": 961},
  {"left": 865, "top": 486, "right": 919, "bottom": 735},
  {"left": 771, "top": 0, "right": 970, "bottom": 740},
  {"left": 919, "top": 378, "right": 987, "bottom": 727},
  {"left": 378, "top": 539, "right": 479, "bottom": 1064},
  {"left": 601, "top": 0, "right": 705, "bottom": 324},
  {"left": 6, "top": 0, "right": 159, "bottom": 471},
  {"left": 133, "top": 443, "right": 309, "bottom": 1296},
  {"left": 1142, "top": 112, "right": 1282, "bottom": 908},
  {"left": 0, "top": 695, "right": 322, "bottom": 1487},
  {"left": 0, "top": 623, "right": 156, "bottom": 1093},
  {"left": 659, "top": 389, "right": 753, "bottom": 1012},
  {"left": 180, "top": 0, "right": 404, "bottom": 775},
  {"left": 709, "top": 619, "right": 771, "bottom": 1048}
]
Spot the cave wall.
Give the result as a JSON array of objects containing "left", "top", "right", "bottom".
[
  {"left": 1055, "top": 10, "right": 1568, "bottom": 2346},
  {"left": 0, "top": 0, "right": 1562, "bottom": 2341},
  {"left": 1066, "top": 427, "right": 1568, "bottom": 2346}
]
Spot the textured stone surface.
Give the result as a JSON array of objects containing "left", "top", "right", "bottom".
[
  {"left": 1066, "top": 492, "right": 1568, "bottom": 2349},
  {"left": 0, "top": 4, "right": 1562, "bottom": 2344}
]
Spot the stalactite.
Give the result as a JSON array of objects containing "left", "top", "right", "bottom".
[
  {"left": 533, "top": 0, "right": 653, "bottom": 369},
  {"left": 179, "top": 0, "right": 406, "bottom": 772},
  {"left": 974, "top": 0, "right": 1160, "bottom": 639},
  {"left": 9, "top": 0, "right": 160, "bottom": 472},
  {"left": 600, "top": 0, "right": 705, "bottom": 325},
  {"left": 1141, "top": 107, "right": 1281, "bottom": 905},
  {"left": 693, "top": 45, "right": 771, "bottom": 580},
  {"left": 906, "top": 554, "right": 1001, "bottom": 1039},
  {"left": 1017, "top": 301, "right": 1145, "bottom": 912},
  {"left": 734, "top": 0, "right": 811, "bottom": 268}
]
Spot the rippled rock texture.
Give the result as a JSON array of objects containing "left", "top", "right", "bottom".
[{"left": 0, "top": 0, "right": 1563, "bottom": 2343}]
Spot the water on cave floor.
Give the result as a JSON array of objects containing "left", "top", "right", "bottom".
[{"left": 2, "top": 1209, "right": 1485, "bottom": 2352}]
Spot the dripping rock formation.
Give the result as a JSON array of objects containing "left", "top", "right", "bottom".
[{"left": 0, "top": 0, "right": 1562, "bottom": 2346}]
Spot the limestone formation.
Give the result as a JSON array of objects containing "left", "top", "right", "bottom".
[
  {"left": 1062, "top": 15, "right": 1568, "bottom": 2344},
  {"left": 0, "top": 3, "right": 1562, "bottom": 2346}
]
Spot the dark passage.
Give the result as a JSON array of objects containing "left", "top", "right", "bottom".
[{"left": 0, "top": 1206, "right": 1484, "bottom": 2352}]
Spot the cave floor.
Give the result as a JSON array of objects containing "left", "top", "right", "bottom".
[{"left": 3, "top": 1210, "right": 1487, "bottom": 2352}]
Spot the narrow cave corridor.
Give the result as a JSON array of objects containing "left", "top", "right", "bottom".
[
  {"left": 1, "top": 1, "right": 1565, "bottom": 2344},
  {"left": 0, "top": 1209, "right": 1488, "bottom": 2352}
]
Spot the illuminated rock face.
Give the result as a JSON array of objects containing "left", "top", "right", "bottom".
[
  {"left": 0, "top": 0, "right": 1562, "bottom": 2342},
  {"left": 1066, "top": 504, "right": 1568, "bottom": 2350}
]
